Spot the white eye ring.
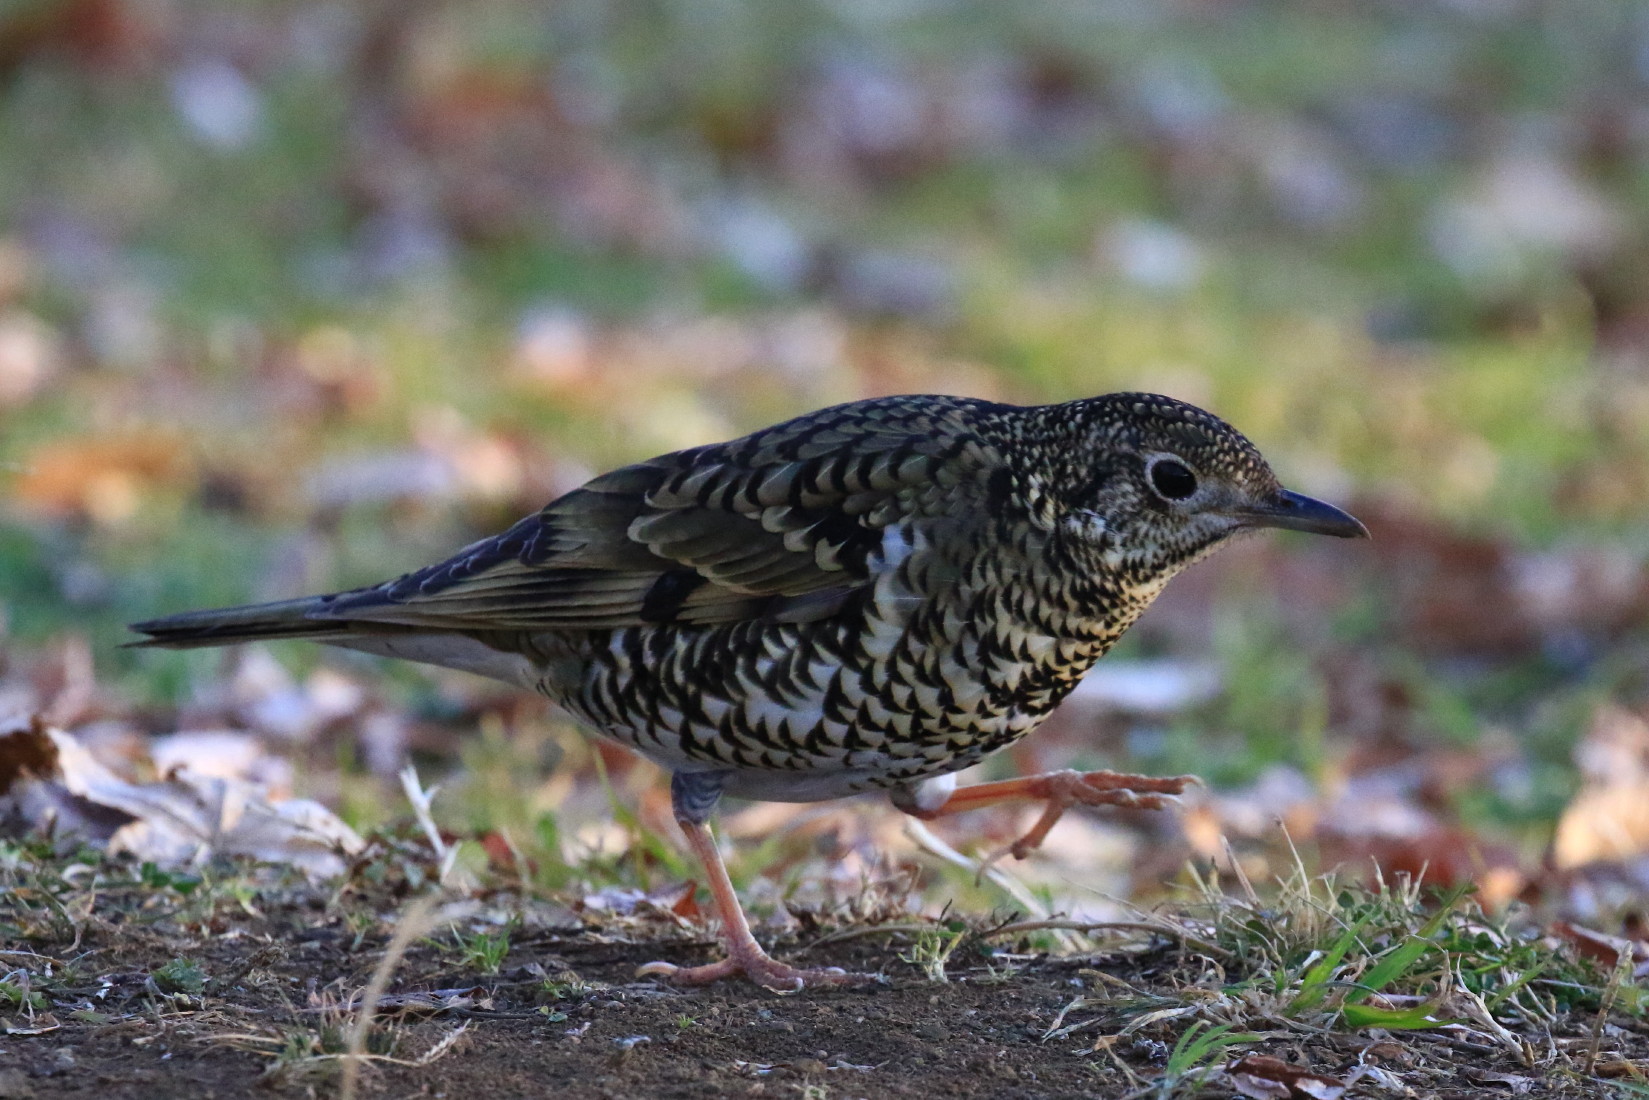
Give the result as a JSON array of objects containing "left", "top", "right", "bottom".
[{"left": 1146, "top": 455, "right": 1199, "bottom": 501}]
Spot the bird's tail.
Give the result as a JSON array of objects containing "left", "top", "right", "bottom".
[
  {"left": 130, "top": 596, "right": 542, "bottom": 688},
  {"left": 128, "top": 596, "right": 353, "bottom": 649}
]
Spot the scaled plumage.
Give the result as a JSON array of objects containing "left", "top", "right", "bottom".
[{"left": 133, "top": 392, "right": 1366, "bottom": 989}]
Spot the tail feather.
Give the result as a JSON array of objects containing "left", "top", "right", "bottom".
[
  {"left": 130, "top": 597, "right": 546, "bottom": 689},
  {"left": 128, "top": 596, "right": 355, "bottom": 649}
]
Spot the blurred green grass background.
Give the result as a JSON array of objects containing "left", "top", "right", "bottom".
[{"left": 2, "top": 0, "right": 1648, "bottom": 893}]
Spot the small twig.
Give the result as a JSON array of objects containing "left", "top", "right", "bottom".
[
  {"left": 902, "top": 817, "right": 1051, "bottom": 921},
  {"left": 340, "top": 895, "right": 471, "bottom": 1100},
  {"left": 236, "top": 1026, "right": 471, "bottom": 1071},
  {"left": 399, "top": 765, "right": 459, "bottom": 884},
  {"left": 1041, "top": 994, "right": 1090, "bottom": 1040},
  {"left": 799, "top": 923, "right": 937, "bottom": 951},
  {"left": 983, "top": 918, "right": 1232, "bottom": 960},
  {"left": 1583, "top": 955, "right": 1633, "bottom": 1076},
  {"left": 298, "top": 985, "right": 493, "bottom": 1013},
  {"left": 1452, "top": 961, "right": 1532, "bottom": 1067},
  {"left": 1413, "top": 1029, "right": 1503, "bottom": 1057}
]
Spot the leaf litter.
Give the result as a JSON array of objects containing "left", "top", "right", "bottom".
[{"left": 0, "top": 682, "right": 1644, "bottom": 1096}]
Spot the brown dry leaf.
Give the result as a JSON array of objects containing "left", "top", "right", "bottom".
[
  {"left": 1572, "top": 704, "right": 1649, "bottom": 785},
  {"left": 1512, "top": 548, "right": 1649, "bottom": 642},
  {"left": 1553, "top": 705, "right": 1649, "bottom": 869},
  {"left": 0, "top": 715, "right": 363, "bottom": 877},
  {"left": 1595, "top": 1060, "right": 1649, "bottom": 1080},
  {"left": 1464, "top": 1067, "right": 1537, "bottom": 1093},
  {"left": 356, "top": 988, "right": 490, "bottom": 1018},
  {"left": 1319, "top": 827, "right": 1526, "bottom": 907},
  {"left": 1553, "top": 785, "right": 1649, "bottom": 869},
  {"left": 12, "top": 432, "right": 192, "bottom": 524},
  {"left": 106, "top": 769, "right": 364, "bottom": 876},
  {"left": 298, "top": 415, "right": 525, "bottom": 513},
  {"left": 229, "top": 651, "right": 369, "bottom": 745},
  {"left": 0, "top": 1012, "right": 60, "bottom": 1036},
  {"left": 668, "top": 881, "right": 703, "bottom": 921},
  {"left": 1225, "top": 1054, "right": 1346, "bottom": 1099},
  {"left": 0, "top": 0, "right": 160, "bottom": 73},
  {"left": 1550, "top": 921, "right": 1649, "bottom": 981},
  {"left": 477, "top": 829, "right": 524, "bottom": 876},
  {"left": 1360, "top": 504, "right": 1527, "bottom": 653},
  {"left": 0, "top": 714, "right": 58, "bottom": 794},
  {"left": 410, "top": 406, "right": 526, "bottom": 502}
]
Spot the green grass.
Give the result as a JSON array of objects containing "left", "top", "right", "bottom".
[
  {"left": 1153, "top": 1023, "right": 1261, "bottom": 1098},
  {"left": 451, "top": 927, "right": 512, "bottom": 976},
  {"left": 149, "top": 957, "right": 209, "bottom": 997},
  {"left": 1183, "top": 858, "right": 1625, "bottom": 1026},
  {"left": 0, "top": 817, "right": 1641, "bottom": 1091}
]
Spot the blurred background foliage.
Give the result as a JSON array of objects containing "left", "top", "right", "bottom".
[{"left": 2, "top": 0, "right": 1648, "bottom": 916}]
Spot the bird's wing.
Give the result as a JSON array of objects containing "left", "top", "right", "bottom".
[{"left": 314, "top": 401, "right": 999, "bottom": 631}]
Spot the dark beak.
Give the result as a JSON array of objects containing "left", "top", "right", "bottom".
[{"left": 1236, "top": 489, "right": 1369, "bottom": 539}]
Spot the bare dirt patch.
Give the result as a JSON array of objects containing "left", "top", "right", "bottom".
[{"left": 2, "top": 861, "right": 1643, "bottom": 1100}]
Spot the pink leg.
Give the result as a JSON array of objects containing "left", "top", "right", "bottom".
[
  {"left": 909, "top": 769, "right": 1195, "bottom": 860},
  {"left": 637, "top": 817, "right": 875, "bottom": 992}
]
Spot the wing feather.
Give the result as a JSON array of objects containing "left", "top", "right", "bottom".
[{"left": 313, "top": 396, "right": 1002, "bottom": 631}]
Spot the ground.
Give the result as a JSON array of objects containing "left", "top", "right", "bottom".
[{"left": 0, "top": 844, "right": 1643, "bottom": 1100}]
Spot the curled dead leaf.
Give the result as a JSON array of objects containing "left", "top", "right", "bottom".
[
  {"left": 1550, "top": 921, "right": 1649, "bottom": 981},
  {"left": 1225, "top": 1054, "right": 1347, "bottom": 1100},
  {"left": 1464, "top": 1067, "right": 1537, "bottom": 1093},
  {"left": 1, "top": 1012, "right": 60, "bottom": 1036},
  {"left": 0, "top": 715, "right": 363, "bottom": 877},
  {"left": 0, "top": 714, "right": 58, "bottom": 794}
]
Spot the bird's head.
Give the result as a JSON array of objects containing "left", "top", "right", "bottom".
[{"left": 1035, "top": 393, "right": 1367, "bottom": 578}]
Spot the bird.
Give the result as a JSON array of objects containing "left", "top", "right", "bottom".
[{"left": 131, "top": 391, "right": 1367, "bottom": 991}]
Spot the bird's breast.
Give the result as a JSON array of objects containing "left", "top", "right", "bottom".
[{"left": 542, "top": 529, "right": 1152, "bottom": 792}]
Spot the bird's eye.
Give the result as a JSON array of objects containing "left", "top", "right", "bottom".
[{"left": 1148, "top": 458, "right": 1198, "bottom": 501}]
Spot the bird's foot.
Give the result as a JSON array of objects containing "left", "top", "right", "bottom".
[
  {"left": 962, "top": 769, "right": 1196, "bottom": 869},
  {"left": 638, "top": 942, "right": 872, "bottom": 993}
]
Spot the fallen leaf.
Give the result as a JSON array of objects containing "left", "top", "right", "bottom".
[
  {"left": 1553, "top": 704, "right": 1649, "bottom": 868},
  {"left": 0, "top": 714, "right": 58, "bottom": 794},
  {"left": 0, "top": 1012, "right": 59, "bottom": 1036},
  {"left": 0, "top": 715, "right": 364, "bottom": 877},
  {"left": 1594, "top": 1060, "right": 1649, "bottom": 1080},
  {"left": 1357, "top": 504, "right": 1649, "bottom": 655},
  {"left": 1319, "top": 827, "right": 1526, "bottom": 906},
  {"left": 669, "top": 880, "right": 703, "bottom": 920},
  {"left": 149, "top": 729, "right": 293, "bottom": 794},
  {"left": 578, "top": 882, "right": 708, "bottom": 919},
  {"left": 1225, "top": 1054, "right": 1346, "bottom": 1099},
  {"left": 1465, "top": 1067, "right": 1537, "bottom": 1093},
  {"left": 1552, "top": 785, "right": 1649, "bottom": 869},
  {"left": 1061, "top": 658, "right": 1222, "bottom": 717},
  {"left": 1550, "top": 921, "right": 1649, "bottom": 981},
  {"left": 13, "top": 432, "right": 192, "bottom": 525}
]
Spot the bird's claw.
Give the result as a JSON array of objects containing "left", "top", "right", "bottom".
[
  {"left": 638, "top": 949, "right": 870, "bottom": 993},
  {"left": 986, "top": 769, "right": 1197, "bottom": 869}
]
